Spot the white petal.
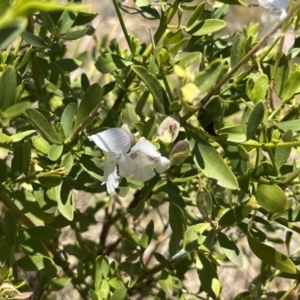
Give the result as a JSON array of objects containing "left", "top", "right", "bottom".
[
  {"left": 279, "top": 9, "right": 287, "bottom": 20},
  {"left": 273, "top": 0, "right": 289, "bottom": 10},
  {"left": 117, "top": 154, "right": 136, "bottom": 177},
  {"left": 131, "top": 140, "right": 160, "bottom": 158},
  {"left": 153, "top": 156, "right": 170, "bottom": 173},
  {"left": 102, "top": 152, "right": 119, "bottom": 193},
  {"left": 89, "top": 128, "right": 132, "bottom": 154},
  {"left": 133, "top": 165, "right": 156, "bottom": 182}
]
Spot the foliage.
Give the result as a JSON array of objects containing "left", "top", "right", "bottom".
[{"left": 1, "top": 0, "right": 300, "bottom": 299}]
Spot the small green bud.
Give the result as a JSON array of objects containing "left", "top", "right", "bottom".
[{"left": 169, "top": 140, "right": 190, "bottom": 165}]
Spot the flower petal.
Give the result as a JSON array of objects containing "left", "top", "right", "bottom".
[
  {"left": 117, "top": 154, "right": 136, "bottom": 177},
  {"left": 133, "top": 165, "right": 156, "bottom": 182},
  {"left": 89, "top": 128, "right": 132, "bottom": 154},
  {"left": 131, "top": 140, "right": 160, "bottom": 158},
  {"left": 153, "top": 156, "right": 170, "bottom": 173},
  {"left": 102, "top": 151, "right": 119, "bottom": 193}
]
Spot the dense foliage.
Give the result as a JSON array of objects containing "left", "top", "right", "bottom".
[{"left": 1, "top": 0, "right": 300, "bottom": 299}]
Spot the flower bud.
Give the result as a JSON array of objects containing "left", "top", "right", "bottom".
[
  {"left": 169, "top": 140, "right": 190, "bottom": 166},
  {"left": 158, "top": 115, "right": 180, "bottom": 144}
]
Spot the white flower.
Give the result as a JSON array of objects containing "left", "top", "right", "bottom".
[
  {"left": 258, "top": 0, "right": 289, "bottom": 20},
  {"left": 129, "top": 140, "right": 170, "bottom": 182},
  {"left": 88, "top": 128, "right": 132, "bottom": 193}
]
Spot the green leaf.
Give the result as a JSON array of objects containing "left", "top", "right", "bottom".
[
  {"left": 75, "top": 83, "right": 102, "bottom": 129},
  {"left": 49, "top": 278, "right": 72, "bottom": 292},
  {"left": 167, "top": 180, "right": 186, "bottom": 209},
  {"left": 1, "top": 101, "right": 31, "bottom": 119},
  {"left": 39, "top": 11, "right": 55, "bottom": 34},
  {"left": 32, "top": 136, "right": 50, "bottom": 154},
  {"left": 51, "top": 179, "right": 73, "bottom": 221},
  {"left": 48, "top": 144, "right": 64, "bottom": 161},
  {"left": 22, "top": 140, "right": 31, "bottom": 176},
  {"left": 95, "top": 53, "right": 132, "bottom": 74},
  {"left": 230, "top": 33, "right": 242, "bottom": 68},
  {"left": 186, "top": 19, "right": 226, "bottom": 36},
  {"left": 256, "top": 183, "right": 287, "bottom": 213},
  {"left": 246, "top": 101, "right": 265, "bottom": 140},
  {"left": 60, "top": 152, "right": 73, "bottom": 175},
  {"left": 21, "top": 31, "right": 47, "bottom": 48},
  {"left": 251, "top": 74, "right": 268, "bottom": 103},
  {"left": 194, "top": 59, "right": 224, "bottom": 94},
  {"left": 199, "top": 96, "right": 222, "bottom": 129},
  {"left": 79, "top": 155, "right": 103, "bottom": 181},
  {"left": 0, "top": 132, "right": 11, "bottom": 144},
  {"left": 121, "top": 101, "right": 139, "bottom": 129},
  {"left": 169, "top": 203, "right": 186, "bottom": 240},
  {"left": 218, "top": 232, "right": 243, "bottom": 267},
  {"left": 17, "top": 255, "right": 55, "bottom": 271},
  {"left": 219, "top": 125, "right": 246, "bottom": 143},
  {"left": 281, "top": 71, "right": 300, "bottom": 102},
  {"left": 110, "top": 286, "right": 127, "bottom": 300},
  {"left": 268, "top": 119, "right": 300, "bottom": 131},
  {"left": 272, "top": 54, "right": 289, "bottom": 97},
  {"left": 187, "top": 129, "right": 239, "bottom": 190},
  {"left": 61, "top": 102, "right": 76, "bottom": 138},
  {"left": 38, "top": 172, "right": 62, "bottom": 188},
  {"left": 94, "top": 256, "right": 110, "bottom": 289},
  {"left": 13, "top": 191, "right": 54, "bottom": 225},
  {"left": 140, "top": 220, "right": 154, "bottom": 250},
  {"left": 183, "top": 223, "right": 211, "bottom": 251},
  {"left": 186, "top": 2, "right": 205, "bottom": 28},
  {"left": 11, "top": 144, "right": 23, "bottom": 178},
  {"left": 275, "top": 129, "right": 293, "bottom": 169},
  {"left": 196, "top": 251, "right": 220, "bottom": 298},
  {"left": 73, "top": 12, "right": 98, "bottom": 26},
  {"left": 163, "top": 29, "right": 184, "bottom": 46},
  {"left": 219, "top": 205, "right": 253, "bottom": 227},
  {"left": 176, "top": 52, "right": 201, "bottom": 69},
  {"left": 56, "top": 58, "right": 81, "bottom": 73},
  {"left": 25, "top": 226, "right": 59, "bottom": 240},
  {"left": 36, "top": 58, "right": 71, "bottom": 93},
  {"left": 159, "top": 270, "right": 173, "bottom": 298},
  {"left": 11, "top": 130, "right": 35, "bottom": 143},
  {"left": 26, "top": 108, "right": 61, "bottom": 144},
  {"left": 247, "top": 223, "right": 298, "bottom": 274},
  {"left": 57, "top": 10, "right": 77, "bottom": 34},
  {"left": 132, "top": 65, "right": 169, "bottom": 114},
  {"left": 59, "top": 26, "right": 91, "bottom": 40},
  {"left": 3, "top": 210, "right": 17, "bottom": 247},
  {"left": 0, "top": 66, "right": 17, "bottom": 110},
  {"left": 0, "top": 19, "right": 27, "bottom": 50}
]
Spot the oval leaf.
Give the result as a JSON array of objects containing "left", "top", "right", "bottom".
[
  {"left": 26, "top": 108, "right": 61, "bottom": 144},
  {"left": 256, "top": 183, "right": 287, "bottom": 213},
  {"left": 131, "top": 65, "right": 169, "bottom": 114},
  {"left": 246, "top": 100, "right": 265, "bottom": 140},
  {"left": 247, "top": 223, "right": 298, "bottom": 274},
  {"left": 218, "top": 232, "right": 243, "bottom": 267},
  {"left": 187, "top": 129, "right": 239, "bottom": 190},
  {"left": 0, "top": 66, "right": 17, "bottom": 110},
  {"left": 95, "top": 53, "right": 132, "bottom": 74},
  {"left": 75, "top": 83, "right": 102, "bottom": 129},
  {"left": 186, "top": 19, "right": 226, "bottom": 36}
]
